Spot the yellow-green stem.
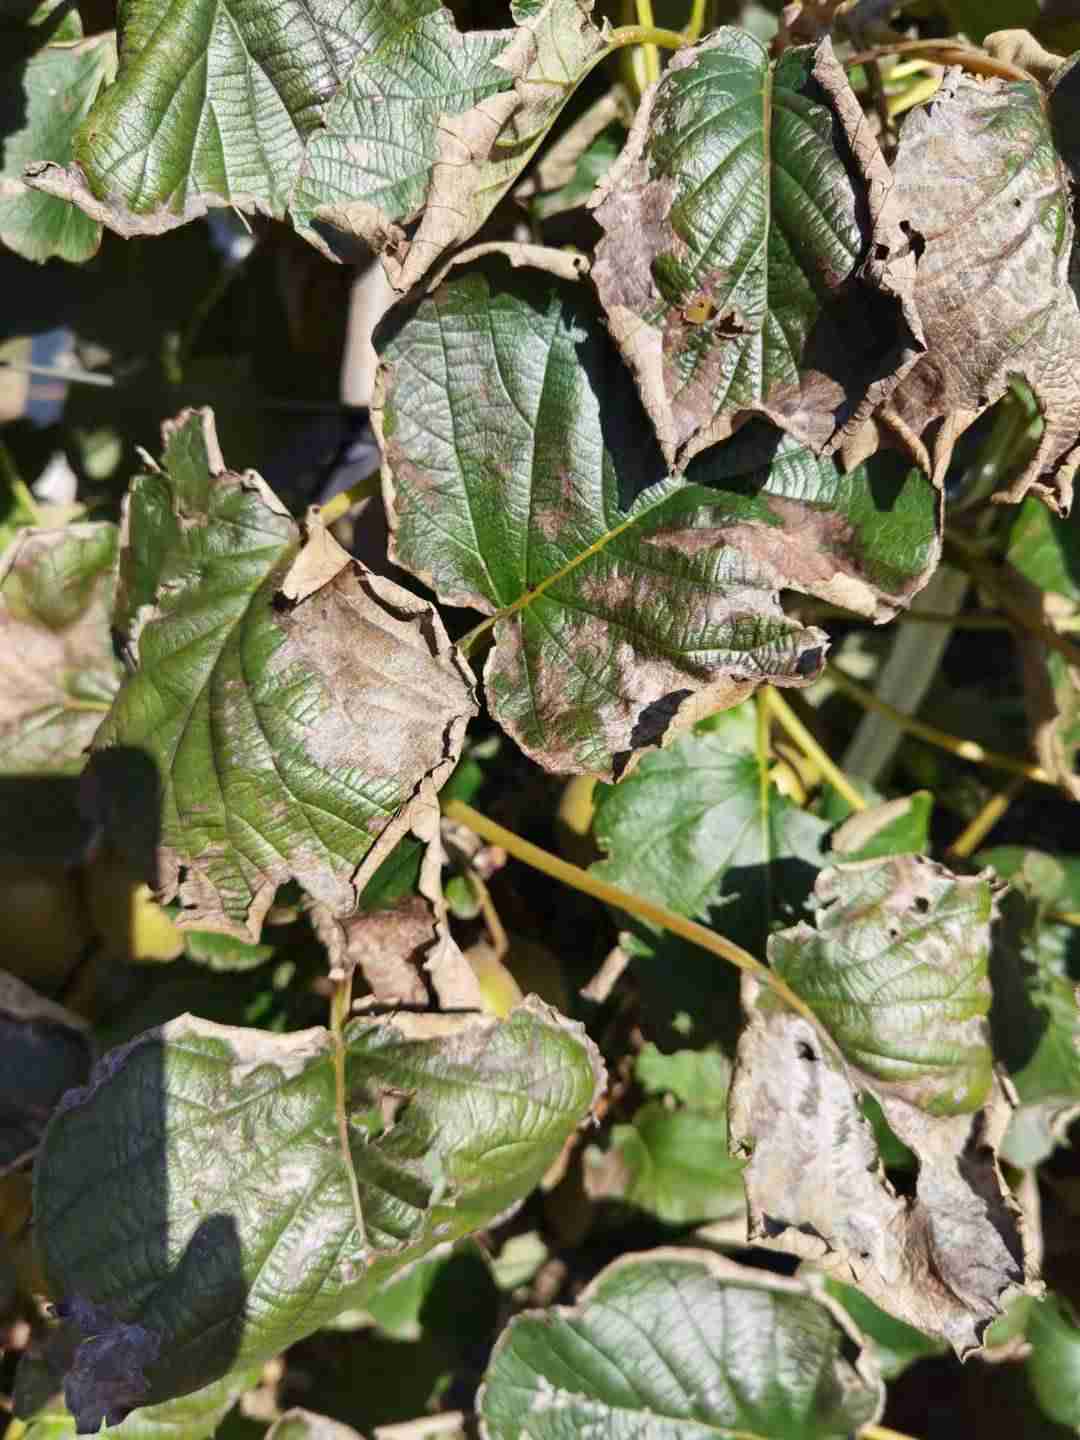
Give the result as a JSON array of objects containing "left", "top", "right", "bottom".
[
  {"left": 765, "top": 687, "right": 866, "bottom": 814},
  {"left": 635, "top": 0, "right": 661, "bottom": 86},
  {"left": 608, "top": 22, "right": 686, "bottom": 50},
  {"left": 947, "top": 776, "right": 1026, "bottom": 861},
  {"left": 682, "top": 0, "right": 707, "bottom": 43},
  {"left": 861, "top": 1426, "right": 920, "bottom": 1440},
  {"left": 442, "top": 798, "right": 822, "bottom": 1030},
  {"left": 330, "top": 972, "right": 367, "bottom": 1251},
  {"left": 317, "top": 470, "right": 382, "bottom": 526},
  {"left": 827, "top": 665, "right": 1051, "bottom": 787}
]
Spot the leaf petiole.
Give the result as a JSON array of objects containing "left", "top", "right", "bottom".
[
  {"left": 947, "top": 776, "right": 1027, "bottom": 861},
  {"left": 827, "top": 664, "right": 1051, "bottom": 787},
  {"left": 607, "top": 23, "right": 686, "bottom": 51},
  {"left": 442, "top": 797, "right": 825, "bottom": 1032},
  {"left": 764, "top": 687, "right": 866, "bottom": 814},
  {"left": 634, "top": 0, "right": 661, "bottom": 87},
  {"left": 330, "top": 970, "right": 367, "bottom": 1254},
  {"left": 682, "top": 0, "right": 708, "bottom": 43}
]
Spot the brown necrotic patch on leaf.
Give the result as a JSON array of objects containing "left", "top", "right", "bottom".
[
  {"left": 589, "top": 31, "right": 923, "bottom": 468},
  {"left": 376, "top": 260, "right": 854, "bottom": 778},
  {"left": 386, "top": 0, "right": 609, "bottom": 293},
  {"left": 91, "top": 409, "right": 476, "bottom": 941},
  {"left": 874, "top": 67, "right": 1080, "bottom": 513}
]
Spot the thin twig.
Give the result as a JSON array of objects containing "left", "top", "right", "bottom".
[
  {"left": 861, "top": 1426, "right": 921, "bottom": 1440},
  {"left": 764, "top": 688, "right": 866, "bottom": 813},
  {"left": 442, "top": 799, "right": 824, "bottom": 1031},
  {"left": 827, "top": 665, "right": 1052, "bottom": 787},
  {"left": 844, "top": 38, "right": 1034, "bottom": 85}
]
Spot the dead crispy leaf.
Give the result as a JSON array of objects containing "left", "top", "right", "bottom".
[
  {"left": 387, "top": 0, "right": 608, "bottom": 293},
  {"left": 314, "top": 897, "right": 432, "bottom": 1006},
  {"left": 729, "top": 978, "right": 1038, "bottom": 1356},
  {"left": 874, "top": 66, "right": 1080, "bottom": 512},
  {"left": 589, "top": 31, "right": 923, "bottom": 467},
  {"left": 1013, "top": 575, "right": 1080, "bottom": 799},
  {"left": 91, "top": 409, "right": 477, "bottom": 940}
]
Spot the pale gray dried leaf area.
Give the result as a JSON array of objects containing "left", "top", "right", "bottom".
[
  {"left": 0, "top": 523, "right": 123, "bottom": 775},
  {"left": 729, "top": 980, "right": 1039, "bottom": 1355},
  {"left": 872, "top": 66, "right": 1080, "bottom": 512},
  {"left": 590, "top": 32, "right": 923, "bottom": 467}
]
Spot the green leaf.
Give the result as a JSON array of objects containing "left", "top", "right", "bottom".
[
  {"left": 771, "top": 856, "right": 995, "bottom": 1115},
  {"left": 0, "top": 971, "right": 90, "bottom": 1175},
  {"left": 23, "top": 0, "right": 528, "bottom": 275},
  {"left": 91, "top": 407, "right": 476, "bottom": 938},
  {"left": 591, "top": 704, "right": 828, "bottom": 956},
  {"left": 585, "top": 1045, "right": 744, "bottom": 1224},
  {"left": 1009, "top": 497, "right": 1080, "bottom": 601},
  {"left": 0, "top": 32, "right": 113, "bottom": 262},
  {"left": 1027, "top": 1296, "right": 1080, "bottom": 1430},
  {"left": 820, "top": 1276, "right": 946, "bottom": 1380},
  {"left": 378, "top": 261, "right": 935, "bottom": 774},
  {"left": 362, "top": 1243, "right": 496, "bottom": 1342},
  {"left": 35, "top": 1000, "right": 602, "bottom": 1427},
  {"left": 0, "top": 523, "right": 124, "bottom": 775},
  {"left": 479, "top": 1249, "right": 884, "bottom": 1439},
  {"left": 179, "top": 929, "right": 277, "bottom": 973},
  {"left": 590, "top": 29, "right": 921, "bottom": 465}
]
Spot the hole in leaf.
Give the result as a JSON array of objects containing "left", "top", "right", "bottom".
[{"left": 899, "top": 218, "right": 926, "bottom": 260}]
